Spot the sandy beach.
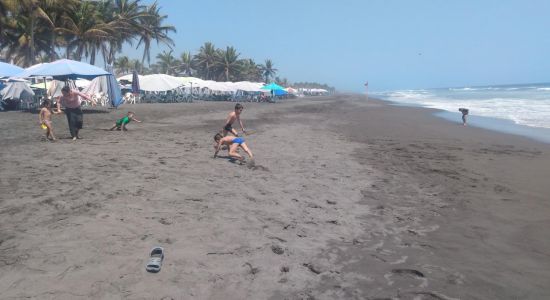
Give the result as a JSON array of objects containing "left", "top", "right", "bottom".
[{"left": 0, "top": 94, "right": 549, "bottom": 299}]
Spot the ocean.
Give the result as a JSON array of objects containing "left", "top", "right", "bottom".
[{"left": 372, "top": 83, "right": 550, "bottom": 143}]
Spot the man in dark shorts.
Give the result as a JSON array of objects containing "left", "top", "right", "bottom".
[{"left": 56, "top": 86, "right": 92, "bottom": 140}]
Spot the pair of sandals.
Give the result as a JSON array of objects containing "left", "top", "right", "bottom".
[{"left": 146, "top": 247, "right": 164, "bottom": 273}]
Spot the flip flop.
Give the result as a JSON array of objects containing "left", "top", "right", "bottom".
[{"left": 145, "top": 246, "right": 164, "bottom": 273}]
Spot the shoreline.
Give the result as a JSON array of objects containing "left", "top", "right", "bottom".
[
  {"left": 375, "top": 97, "right": 550, "bottom": 144},
  {"left": 1, "top": 95, "right": 549, "bottom": 299}
]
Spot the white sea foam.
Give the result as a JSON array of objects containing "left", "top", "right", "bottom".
[{"left": 373, "top": 83, "right": 550, "bottom": 129}]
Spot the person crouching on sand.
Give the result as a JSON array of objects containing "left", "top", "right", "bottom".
[
  {"left": 39, "top": 98, "right": 57, "bottom": 140},
  {"left": 109, "top": 111, "right": 141, "bottom": 131},
  {"left": 213, "top": 132, "right": 253, "bottom": 163},
  {"left": 459, "top": 108, "right": 469, "bottom": 126}
]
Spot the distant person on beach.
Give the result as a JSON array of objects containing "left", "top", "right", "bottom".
[
  {"left": 213, "top": 132, "right": 253, "bottom": 163},
  {"left": 459, "top": 108, "right": 469, "bottom": 126},
  {"left": 109, "top": 111, "right": 142, "bottom": 131},
  {"left": 222, "top": 103, "right": 246, "bottom": 136},
  {"left": 39, "top": 99, "right": 57, "bottom": 141},
  {"left": 56, "top": 86, "right": 91, "bottom": 140}
]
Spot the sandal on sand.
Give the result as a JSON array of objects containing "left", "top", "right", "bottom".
[{"left": 146, "top": 246, "right": 164, "bottom": 273}]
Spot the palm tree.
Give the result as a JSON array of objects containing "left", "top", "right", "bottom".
[
  {"left": 136, "top": 1, "right": 176, "bottom": 65},
  {"left": 59, "top": 1, "right": 110, "bottom": 64},
  {"left": 239, "top": 58, "right": 263, "bottom": 82},
  {"left": 215, "top": 46, "right": 241, "bottom": 81},
  {"left": 155, "top": 50, "right": 177, "bottom": 74},
  {"left": 129, "top": 58, "right": 144, "bottom": 73},
  {"left": 114, "top": 55, "right": 130, "bottom": 75},
  {"left": 40, "top": 0, "right": 79, "bottom": 62},
  {"left": 260, "top": 59, "right": 278, "bottom": 83},
  {"left": 102, "top": 0, "right": 149, "bottom": 66},
  {"left": 275, "top": 77, "right": 289, "bottom": 87},
  {"left": 194, "top": 42, "right": 217, "bottom": 80},
  {"left": 179, "top": 51, "right": 194, "bottom": 76},
  {"left": 2, "top": 0, "right": 54, "bottom": 66}
]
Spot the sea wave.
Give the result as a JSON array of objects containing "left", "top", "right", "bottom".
[{"left": 374, "top": 86, "right": 550, "bottom": 129}]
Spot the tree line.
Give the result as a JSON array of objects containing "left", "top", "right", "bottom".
[{"left": 0, "top": 0, "right": 334, "bottom": 89}]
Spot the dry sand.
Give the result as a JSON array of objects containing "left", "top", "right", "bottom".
[{"left": 0, "top": 94, "right": 549, "bottom": 299}]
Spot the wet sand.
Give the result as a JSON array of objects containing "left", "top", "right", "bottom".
[{"left": 0, "top": 94, "right": 549, "bottom": 299}]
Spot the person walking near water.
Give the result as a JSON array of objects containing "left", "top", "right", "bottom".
[{"left": 56, "top": 86, "right": 91, "bottom": 140}]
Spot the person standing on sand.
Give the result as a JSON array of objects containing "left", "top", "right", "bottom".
[
  {"left": 213, "top": 133, "right": 253, "bottom": 163},
  {"left": 56, "top": 86, "right": 92, "bottom": 140},
  {"left": 222, "top": 103, "right": 246, "bottom": 136}
]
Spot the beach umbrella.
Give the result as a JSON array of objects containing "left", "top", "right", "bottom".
[
  {"left": 0, "top": 62, "right": 24, "bottom": 78},
  {"left": 14, "top": 59, "right": 110, "bottom": 80},
  {"left": 261, "top": 82, "right": 285, "bottom": 91},
  {"left": 139, "top": 74, "right": 183, "bottom": 92},
  {"left": 131, "top": 70, "right": 140, "bottom": 94}
]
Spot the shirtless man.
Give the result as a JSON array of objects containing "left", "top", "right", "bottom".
[
  {"left": 56, "top": 86, "right": 92, "bottom": 140},
  {"left": 213, "top": 133, "right": 253, "bottom": 163},
  {"left": 222, "top": 103, "right": 246, "bottom": 136}
]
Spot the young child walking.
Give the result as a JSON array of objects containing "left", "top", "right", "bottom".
[
  {"left": 110, "top": 111, "right": 142, "bottom": 131},
  {"left": 39, "top": 99, "right": 57, "bottom": 140}
]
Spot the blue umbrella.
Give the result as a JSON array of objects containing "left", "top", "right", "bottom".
[
  {"left": 273, "top": 89, "right": 288, "bottom": 96},
  {"left": 131, "top": 70, "right": 140, "bottom": 94},
  {"left": 261, "top": 82, "right": 285, "bottom": 91},
  {"left": 15, "top": 59, "right": 110, "bottom": 80},
  {"left": 0, "top": 61, "right": 24, "bottom": 78}
]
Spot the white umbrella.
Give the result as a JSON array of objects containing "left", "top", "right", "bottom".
[{"left": 139, "top": 74, "right": 183, "bottom": 92}]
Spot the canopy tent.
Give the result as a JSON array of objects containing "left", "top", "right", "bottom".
[
  {"left": 82, "top": 76, "right": 109, "bottom": 95},
  {"left": 14, "top": 59, "right": 122, "bottom": 107},
  {"left": 1, "top": 82, "right": 35, "bottom": 100},
  {"left": 139, "top": 74, "right": 183, "bottom": 92},
  {"left": 31, "top": 79, "right": 89, "bottom": 90},
  {"left": 0, "top": 62, "right": 24, "bottom": 78},
  {"left": 14, "top": 59, "right": 110, "bottom": 80}
]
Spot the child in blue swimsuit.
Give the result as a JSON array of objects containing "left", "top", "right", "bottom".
[{"left": 213, "top": 133, "right": 253, "bottom": 163}]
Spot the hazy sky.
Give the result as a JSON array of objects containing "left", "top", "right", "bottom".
[{"left": 125, "top": 0, "right": 550, "bottom": 92}]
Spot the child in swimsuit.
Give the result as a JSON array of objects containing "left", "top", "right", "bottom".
[
  {"left": 110, "top": 111, "right": 141, "bottom": 131},
  {"left": 39, "top": 99, "right": 57, "bottom": 140},
  {"left": 213, "top": 132, "right": 253, "bottom": 163},
  {"left": 222, "top": 103, "right": 246, "bottom": 136}
]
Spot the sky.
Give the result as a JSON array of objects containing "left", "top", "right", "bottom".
[{"left": 123, "top": 0, "right": 550, "bottom": 92}]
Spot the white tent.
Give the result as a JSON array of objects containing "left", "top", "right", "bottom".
[
  {"left": 139, "top": 74, "right": 183, "bottom": 92},
  {"left": 82, "top": 76, "right": 109, "bottom": 95},
  {"left": 1, "top": 82, "right": 34, "bottom": 100}
]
